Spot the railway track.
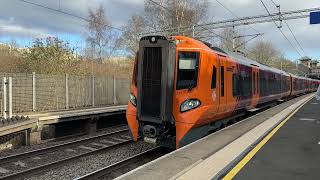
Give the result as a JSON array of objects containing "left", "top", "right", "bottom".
[
  {"left": 75, "top": 147, "right": 172, "bottom": 180},
  {"left": 0, "top": 126, "right": 132, "bottom": 180}
]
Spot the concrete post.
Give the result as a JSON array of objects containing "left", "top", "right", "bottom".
[
  {"left": 92, "top": 75, "right": 95, "bottom": 107},
  {"left": 86, "top": 117, "right": 97, "bottom": 134},
  {"left": 232, "top": 38, "right": 235, "bottom": 49},
  {"left": 26, "top": 125, "right": 42, "bottom": 145},
  {"left": 192, "top": 25, "right": 195, "bottom": 38},
  {"left": 2, "top": 77, "right": 6, "bottom": 119},
  {"left": 65, "top": 74, "right": 69, "bottom": 109},
  {"left": 28, "top": 131, "right": 42, "bottom": 145},
  {"left": 25, "top": 129, "right": 29, "bottom": 145},
  {"left": 8, "top": 77, "right": 12, "bottom": 118},
  {"left": 32, "top": 72, "right": 36, "bottom": 112},
  {"left": 113, "top": 76, "right": 117, "bottom": 105}
]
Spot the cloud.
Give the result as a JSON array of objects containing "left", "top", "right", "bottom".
[
  {"left": 0, "top": 0, "right": 138, "bottom": 36},
  {"left": 0, "top": 19, "right": 51, "bottom": 38},
  {"left": 207, "top": 0, "right": 320, "bottom": 59},
  {"left": 0, "top": 0, "right": 319, "bottom": 59}
]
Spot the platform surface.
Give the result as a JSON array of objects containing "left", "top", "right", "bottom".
[
  {"left": 117, "top": 94, "right": 313, "bottom": 180},
  {"left": 232, "top": 97, "right": 320, "bottom": 180}
]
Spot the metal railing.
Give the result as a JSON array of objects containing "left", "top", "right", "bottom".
[{"left": 0, "top": 72, "right": 131, "bottom": 117}]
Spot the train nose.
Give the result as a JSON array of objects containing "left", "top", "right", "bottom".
[{"left": 143, "top": 125, "right": 157, "bottom": 138}]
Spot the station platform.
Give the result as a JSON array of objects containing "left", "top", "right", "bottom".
[
  {"left": 117, "top": 94, "right": 316, "bottom": 180},
  {"left": 0, "top": 105, "right": 127, "bottom": 144},
  {"left": 228, "top": 97, "right": 320, "bottom": 180},
  {"left": 24, "top": 104, "right": 127, "bottom": 125}
]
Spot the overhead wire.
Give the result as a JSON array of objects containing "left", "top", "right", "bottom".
[
  {"left": 148, "top": 0, "right": 171, "bottom": 12},
  {"left": 213, "top": 0, "right": 262, "bottom": 53},
  {"left": 268, "top": 0, "right": 306, "bottom": 56},
  {"left": 260, "top": 0, "right": 303, "bottom": 57},
  {"left": 17, "top": 0, "right": 123, "bottom": 31},
  {"left": 284, "top": 21, "right": 306, "bottom": 55},
  {"left": 270, "top": 0, "right": 278, "bottom": 7},
  {"left": 144, "top": 0, "right": 255, "bottom": 54},
  {"left": 23, "top": 0, "right": 304, "bottom": 58},
  {"left": 215, "top": 0, "right": 263, "bottom": 36}
]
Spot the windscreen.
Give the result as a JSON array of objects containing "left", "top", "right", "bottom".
[{"left": 176, "top": 51, "right": 199, "bottom": 90}]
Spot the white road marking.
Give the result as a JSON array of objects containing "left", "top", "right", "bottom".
[
  {"left": 78, "top": 145, "right": 98, "bottom": 151},
  {"left": 64, "top": 148, "right": 77, "bottom": 153},
  {"left": 90, "top": 142, "right": 109, "bottom": 148},
  {"left": 100, "top": 140, "right": 117, "bottom": 144},
  {"left": 13, "top": 161, "right": 26, "bottom": 167},
  {"left": 0, "top": 167, "right": 9, "bottom": 174},
  {"left": 318, "top": 141, "right": 320, "bottom": 145},
  {"left": 299, "top": 118, "right": 316, "bottom": 121},
  {"left": 311, "top": 103, "right": 319, "bottom": 105}
]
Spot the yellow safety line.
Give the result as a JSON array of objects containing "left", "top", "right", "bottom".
[{"left": 222, "top": 96, "right": 313, "bottom": 180}]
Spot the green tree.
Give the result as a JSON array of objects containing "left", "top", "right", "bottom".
[{"left": 22, "top": 37, "right": 80, "bottom": 74}]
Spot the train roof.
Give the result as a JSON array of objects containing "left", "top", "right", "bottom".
[
  {"left": 210, "top": 47, "right": 291, "bottom": 77},
  {"left": 173, "top": 36, "right": 318, "bottom": 81}
]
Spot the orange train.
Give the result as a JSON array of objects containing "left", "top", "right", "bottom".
[{"left": 126, "top": 35, "right": 320, "bottom": 148}]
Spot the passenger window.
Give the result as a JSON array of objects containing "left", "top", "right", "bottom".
[
  {"left": 233, "top": 74, "right": 241, "bottom": 96},
  {"left": 241, "top": 70, "right": 252, "bottom": 96},
  {"left": 221, "top": 66, "right": 225, "bottom": 97},
  {"left": 176, "top": 51, "right": 199, "bottom": 90},
  {"left": 260, "top": 72, "right": 266, "bottom": 96},
  {"left": 211, "top": 66, "right": 216, "bottom": 89},
  {"left": 255, "top": 72, "right": 258, "bottom": 94},
  {"left": 253, "top": 72, "right": 256, "bottom": 94}
]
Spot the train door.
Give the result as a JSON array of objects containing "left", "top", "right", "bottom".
[
  {"left": 207, "top": 53, "right": 219, "bottom": 118},
  {"left": 218, "top": 55, "right": 227, "bottom": 113},
  {"left": 251, "top": 67, "right": 259, "bottom": 107}
]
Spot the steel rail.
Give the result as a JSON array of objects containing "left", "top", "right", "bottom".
[
  {"left": 0, "top": 126, "right": 129, "bottom": 164},
  {"left": 75, "top": 146, "right": 168, "bottom": 180},
  {"left": 0, "top": 129, "right": 132, "bottom": 180}
]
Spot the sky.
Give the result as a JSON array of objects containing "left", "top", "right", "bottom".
[{"left": 0, "top": 0, "right": 319, "bottom": 60}]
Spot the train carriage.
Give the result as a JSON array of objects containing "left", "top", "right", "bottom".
[{"left": 126, "top": 35, "right": 320, "bottom": 149}]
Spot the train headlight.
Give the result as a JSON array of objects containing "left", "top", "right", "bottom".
[
  {"left": 180, "top": 99, "right": 201, "bottom": 112},
  {"left": 129, "top": 93, "right": 137, "bottom": 107}
]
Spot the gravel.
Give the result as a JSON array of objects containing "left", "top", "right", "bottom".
[
  {"left": 0, "top": 125, "right": 128, "bottom": 158},
  {"left": 25, "top": 141, "right": 157, "bottom": 180}
]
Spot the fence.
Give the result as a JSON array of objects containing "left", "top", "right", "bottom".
[{"left": 0, "top": 72, "right": 131, "bottom": 117}]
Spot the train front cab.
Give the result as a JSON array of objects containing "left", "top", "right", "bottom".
[{"left": 126, "top": 36, "right": 176, "bottom": 146}]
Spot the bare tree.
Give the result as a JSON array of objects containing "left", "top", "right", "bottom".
[
  {"left": 118, "top": 15, "right": 146, "bottom": 58},
  {"left": 246, "top": 40, "right": 307, "bottom": 75},
  {"left": 248, "top": 40, "right": 280, "bottom": 65},
  {"left": 86, "top": 4, "right": 117, "bottom": 62},
  {"left": 276, "top": 56, "right": 297, "bottom": 72},
  {"left": 144, "top": 0, "right": 209, "bottom": 37},
  {"left": 219, "top": 28, "right": 245, "bottom": 52}
]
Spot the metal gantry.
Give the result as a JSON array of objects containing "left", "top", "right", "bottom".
[{"left": 144, "top": 7, "right": 320, "bottom": 34}]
